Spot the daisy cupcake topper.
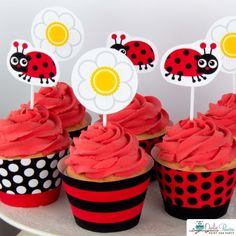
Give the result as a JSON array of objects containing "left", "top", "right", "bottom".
[
  {"left": 71, "top": 48, "right": 138, "bottom": 126},
  {"left": 107, "top": 31, "right": 158, "bottom": 74},
  {"left": 160, "top": 40, "right": 221, "bottom": 120},
  {"left": 32, "top": 7, "right": 84, "bottom": 61},
  {"left": 207, "top": 17, "right": 236, "bottom": 93}
]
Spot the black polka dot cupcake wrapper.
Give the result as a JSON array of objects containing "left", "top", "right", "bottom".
[
  {"left": 0, "top": 149, "right": 68, "bottom": 207},
  {"left": 58, "top": 157, "right": 152, "bottom": 233},
  {"left": 155, "top": 161, "right": 236, "bottom": 220}
]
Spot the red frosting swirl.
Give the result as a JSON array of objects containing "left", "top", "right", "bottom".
[
  {"left": 35, "top": 82, "right": 85, "bottom": 129},
  {"left": 107, "top": 93, "right": 169, "bottom": 135},
  {"left": 157, "top": 115, "right": 236, "bottom": 170},
  {"left": 0, "top": 104, "right": 69, "bottom": 158},
  {"left": 66, "top": 122, "right": 152, "bottom": 179},
  {"left": 206, "top": 93, "right": 236, "bottom": 136}
]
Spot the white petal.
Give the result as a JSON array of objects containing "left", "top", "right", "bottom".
[
  {"left": 227, "top": 19, "right": 236, "bottom": 32},
  {"left": 69, "top": 29, "right": 81, "bottom": 46},
  {"left": 33, "top": 23, "right": 46, "bottom": 40},
  {"left": 40, "top": 40, "right": 56, "bottom": 53},
  {"left": 96, "top": 51, "right": 116, "bottom": 68},
  {"left": 43, "top": 10, "right": 59, "bottom": 25},
  {"left": 210, "top": 25, "right": 228, "bottom": 43},
  {"left": 113, "top": 83, "right": 132, "bottom": 102},
  {"left": 78, "top": 61, "right": 97, "bottom": 80},
  {"left": 78, "top": 81, "right": 96, "bottom": 100},
  {"left": 56, "top": 44, "right": 72, "bottom": 59},
  {"left": 95, "top": 95, "right": 114, "bottom": 111},
  {"left": 115, "top": 62, "right": 133, "bottom": 82},
  {"left": 59, "top": 13, "right": 75, "bottom": 29},
  {"left": 222, "top": 56, "right": 236, "bottom": 73}
]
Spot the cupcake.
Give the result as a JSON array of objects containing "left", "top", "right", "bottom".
[
  {"left": 0, "top": 104, "right": 70, "bottom": 207},
  {"left": 58, "top": 121, "right": 153, "bottom": 232},
  {"left": 34, "top": 82, "right": 91, "bottom": 138},
  {"left": 154, "top": 115, "right": 236, "bottom": 219},
  {"left": 108, "top": 93, "right": 169, "bottom": 180},
  {"left": 206, "top": 93, "right": 236, "bottom": 137}
]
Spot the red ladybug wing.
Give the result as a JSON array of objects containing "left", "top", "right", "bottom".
[
  {"left": 164, "top": 48, "right": 201, "bottom": 77},
  {"left": 25, "top": 51, "right": 57, "bottom": 78},
  {"left": 124, "top": 41, "right": 155, "bottom": 65}
]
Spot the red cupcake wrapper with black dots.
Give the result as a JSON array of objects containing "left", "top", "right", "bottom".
[
  {"left": 0, "top": 149, "right": 68, "bottom": 208},
  {"left": 139, "top": 136, "right": 163, "bottom": 181},
  {"left": 155, "top": 161, "right": 236, "bottom": 220},
  {"left": 58, "top": 157, "right": 152, "bottom": 233}
]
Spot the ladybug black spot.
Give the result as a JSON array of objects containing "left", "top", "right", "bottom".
[
  {"left": 150, "top": 46, "right": 154, "bottom": 52},
  {"left": 167, "top": 66, "right": 172, "bottom": 72},
  {"left": 49, "top": 72, "right": 55, "bottom": 77},
  {"left": 131, "top": 54, "right": 137, "bottom": 59},
  {"left": 124, "top": 45, "right": 130, "bottom": 51},
  {"left": 194, "top": 55, "right": 200, "bottom": 60},
  {"left": 148, "top": 58, "right": 153, "bottom": 63},
  {"left": 138, "top": 61, "right": 143, "bottom": 66},
  {"left": 134, "top": 42, "right": 140, "bottom": 47},
  {"left": 43, "top": 62, "right": 48, "bottom": 68},
  {"left": 27, "top": 56, "right": 32, "bottom": 61},
  {"left": 177, "top": 71, "right": 183, "bottom": 76},
  {"left": 183, "top": 50, "right": 189, "bottom": 56},
  {"left": 141, "top": 49, "right": 146, "bottom": 55},
  {"left": 36, "top": 53, "right": 42, "bottom": 59},
  {"left": 186, "top": 63, "right": 192, "bottom": 69},
  {"left": 32, "top": 65, "right": 38, "bottom": 71},
  {"left": 39, "top": 74, "right": 44, "bottom": 79},
  {"left": 167, "top": 55, "right": 171, "bottom": 60},
  {"left": 175, "top": 58, "right": 181, "bottom": 64}
]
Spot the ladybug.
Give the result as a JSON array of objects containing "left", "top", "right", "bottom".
[
  {"left": 110, "top": 34, "right": 155, "bottom": 70},
  {"left": 164, "top": 42, "right": 218, "bottom": 83},
  {"left": 9, "top": 41, "right": 57, "bottom": 84}
]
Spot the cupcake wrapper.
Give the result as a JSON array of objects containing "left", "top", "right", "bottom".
[
  {"left": 0, "top": 149, "right": 68, "bottom": 207},
  {"left": 58, "top": 158, "right": 151, "bottom": 233},
  {"left": 69, "top": 126, "right": 88, "bottom": 139},
  {"left": 155, "top": 161, "right": 236, "bottom": 220},
  {"left": 139, "top": 136, "right": 163, "bottom": 182}
]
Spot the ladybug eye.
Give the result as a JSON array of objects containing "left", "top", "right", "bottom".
[
  {"left": 20, "top": 58, "right": 28, "bottom": 67},
  {"left": 10, "top": 56, "right": 18, "bottom": 66},
  {"left": 119, "top": 49, "right": 126, "bottom": 54},
  {"left": 198, "top": 59, "right": 207, "bottom": 68},
  {"left": 208, "top": 59, "right": 218, "bottom": 69}
]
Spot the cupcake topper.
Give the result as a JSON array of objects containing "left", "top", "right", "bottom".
[
  {"left": 107, "top": 31, "right": 158, "bottom": 73},
  {"left": 31, "top": 7, "right": 84, "bottom": 61},
  {"left": 7, "top": 40, "right": 60, "bottom": 109},
  {"left": 207, "top": 16, "right": 236, "bottom": 93},
  {"left": 71, "top": 48, "right": 138, "bottom": 127},
  {"left": 160, "top": 40, "right": 221, "bottom": 120}
]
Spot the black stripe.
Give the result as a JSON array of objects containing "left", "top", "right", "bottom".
[
  {"left": 61, "top": 170, "right": 151, "bottom": 191},
  {"left": 74, "top": 214, "right": 141, "bottom": 232},
  {"left": 66, "top": 191, "right": 147, "bottom": 212},
  {"left": 69, "top": 126, "right": 88, "bottom": 139},
  {"left": 163, "top": 199, "right": 231, "bottom": 220}
]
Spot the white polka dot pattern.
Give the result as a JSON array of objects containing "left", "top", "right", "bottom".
[{"left": 0, "top": 149, "right": 67, "bottom": 194}]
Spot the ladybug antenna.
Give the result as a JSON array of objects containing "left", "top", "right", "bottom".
[
  {"left": 200, "top": 42, "right": 206, "bottom": 54},
  {"left": 111, "top": 34, "right": 117, "bottom": 44},
  {"left": 13, "top": 41, "right": 19, "bottom": 53},
  {"left": 210, "top": 43, "right": 217, "bottom": 54},
  {"left": 22, "top": 43, "right": 28, "bottom": 54},
  {"left": 120, "top": 34, "right": 126, "bottom": 44}
]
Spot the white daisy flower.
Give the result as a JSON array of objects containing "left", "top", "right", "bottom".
[
  {"left": 71, "top": 48, "right": 137, "bottom": 114},
  {"left": 207, "top": 17, "right": 236, "bottom": 73},
  {"left": 31, "top": 7, "right": 84, "bottom": 61}
]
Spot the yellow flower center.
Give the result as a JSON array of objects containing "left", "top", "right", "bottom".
[
  {"left": 220, "top": 32, "right": 236, "bottom": 58},
  {"left": 46, "top": 22, "right": 69, "bottom": 46},
  {"left": 90, "top": 67, "right": 120, "bottom": 96}
]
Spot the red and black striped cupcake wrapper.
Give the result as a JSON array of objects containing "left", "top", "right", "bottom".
[
  {"left": 0, "top": 149, "right": 68, "bottom": 207},
  {"left": 155, "top": 161, "right": 236, "bottom": 220},
  {"left": 58, "top": 157, "right": 152, "bottom": 233}
]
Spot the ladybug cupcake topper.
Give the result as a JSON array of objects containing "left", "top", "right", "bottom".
[
  {"left": 107, "top": 31, "right": 158, "bottom": 73},
  {"left": 160, "top": 40, "right": 221, "bottom": 119},
  {"left": 207, "top": 16, "right": 236, "bottom": 93},
  {"left": 71, "top": 47, "right": 138, "bottom": 127}
]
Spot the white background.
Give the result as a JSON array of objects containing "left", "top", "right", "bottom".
[{"left": 0, "top": 0, "right": 235, "bottom": 122}]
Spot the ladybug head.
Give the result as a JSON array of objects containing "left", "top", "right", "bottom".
[
  {"left": 110, "top": 34, "right": 128, "bottom": 54},
  {"left": 9, "top": 42, "right": 30, "bottom": 73},
  {"left": 196, "top": 43, "right": 218, "bottom": 75}
]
